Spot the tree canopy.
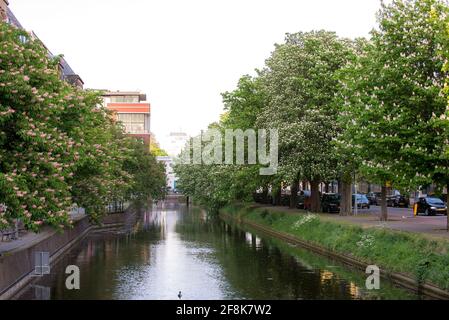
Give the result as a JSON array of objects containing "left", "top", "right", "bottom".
[{"left": 0, "top": 22, "right": 166, "bottom": 231}]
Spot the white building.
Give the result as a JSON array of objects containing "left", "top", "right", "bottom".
[{"left": 156, "top": 156, "right": 177, "bottom": 191}]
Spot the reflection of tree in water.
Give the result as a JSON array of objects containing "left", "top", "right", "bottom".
[
  {"left": 17, "top": 203, "right": 416, "bottom": 300},
  {"left": 18, "top": 232, "right": 158, "bottom": 300},
  {"left": 174, "top": 207, "right": 415, "bottom": 300}
]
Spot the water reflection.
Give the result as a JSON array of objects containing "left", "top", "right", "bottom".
[{"left": 16, "top": 202, "right": 416, "bottom": 300}]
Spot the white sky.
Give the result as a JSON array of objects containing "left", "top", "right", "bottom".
[{"left": 10, "top": 0, "right": 381, "bottom": 150}]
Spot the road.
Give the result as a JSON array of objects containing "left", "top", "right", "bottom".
[
  {"left": 255, "top": 203, "right": 449, "bottom": 240},
  {"left": 327, "top": 205, "right": 449, "bottom": 239}
]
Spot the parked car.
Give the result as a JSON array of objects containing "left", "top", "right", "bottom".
[
  {"left": 321, "top": 193, "right": 341, "bottom": 213},
  {"left": 253, "top": 192, "right": 272, "bottom": 204},
  {"left": 367, "top": 192, "right": 382, "bottom": 206},
  {"left": 296, "top": 190, "right": 311, "bottom": 210},
  {"left": 352, "top": 194, "right": 370, "bottom": 209},
  {"left": 416, "top": 197, "right": 448, "bottom": 216},
  {"left": 386, "top": 195, "right": 396, "bottom": 207},
  {"left": 280, "top": 193, "right": 290, "bottom": 206},
  {"left": 392, "top": 195, "right": 409, "bottom": 208}
]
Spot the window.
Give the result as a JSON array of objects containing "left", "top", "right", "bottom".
[
  {"left": 110, "top": 96, "right": 139, "bottom": 103},
  {"left": 117, "top": 113, "right": 149, "bottom": 134}
]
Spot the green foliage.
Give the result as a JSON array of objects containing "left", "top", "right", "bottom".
[
  {"left": 177, "top": 0, "right": 449, "bottom": 221},
  {"left": 0, "top": 22, "right": 166, "bottom": 231},
  {"left": 259, "top": 31, "right": 354, "bottom": 183},
  {"left": 175, "top": 75, "right": 271, "bottom": 211},
  {"left": 223, "top": 204, "right": 449, "bottom": 290},
  {"left": 340, "top": 0, "right": 449, "bottom": 191},
  {"left": 124, "top": 138, "right": 167, "bottom": 203},
  {"left": 150, "top": 135, "right": 168, "bottom": 156}
]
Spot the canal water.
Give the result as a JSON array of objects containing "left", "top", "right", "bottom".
[{"left": 16, "top": 202, "right": 418, "bottom": 300}]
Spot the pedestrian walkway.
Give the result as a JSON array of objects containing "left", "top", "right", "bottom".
[
  {"left": 0, "top": 212, "right": 87, "bottom": 256},
  {"left": 0, "top": 229, "right": 53, "bottom": 255},
  {"left": 252, "top": 204, "right": 449, "bottom": 241}
]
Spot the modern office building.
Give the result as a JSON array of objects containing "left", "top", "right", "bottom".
[{"left": 102, "top": 91, "right": 151, "bottom": 146}]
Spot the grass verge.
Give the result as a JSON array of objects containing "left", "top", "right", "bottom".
[{"left": 221, "top": 203, "right": 449, "bottom": 291}]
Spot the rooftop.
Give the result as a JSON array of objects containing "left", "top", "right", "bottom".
[
  {"left": 6, "top": 7, "right": 22, "bottom": 29},
  {"left": 102, "top": 91, "right": 147, "bottom": 99},
  {"left": 5, "top": 7, "right": 83, "bottom": 87}
]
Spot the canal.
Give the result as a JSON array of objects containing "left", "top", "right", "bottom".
[{"left": 16, "top": 202, "right": 419, "bottom": 300}]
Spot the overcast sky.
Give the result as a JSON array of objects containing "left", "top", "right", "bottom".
[{"left": 10, "top": 0, "right": 381, "bottom": 149}]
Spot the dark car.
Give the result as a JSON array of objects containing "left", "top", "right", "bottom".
[
  {"left": 392, "top": 195, "right": 409, "bottom": 208},
  {"left": 280, "top": 193, "right": 290, "bottom": 206},
  {"left": 386, "top": 195, "right": 410, "bottom": 208},
  {"left": 296, "top": 190, "right": 311, "bottom": 210},
  {"left": 253, "top": 192, "right": 272, "bottom": 204},
  {"left": 416, "top": 197, "right": 448, "bottom": 216},
  {"left": 386, "top": 195, "right": 396, "bottom": 207},
  {"left": 352, "top": 194, "right": 370, "bottom": 209},
  {"left": 367, "top": 192, "right": 382, "bottom": 206},
  {"left": 321, "top": 193, "right": 341, "bottom": 213}
]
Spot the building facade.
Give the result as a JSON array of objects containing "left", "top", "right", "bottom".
[
  {"left": 102, "top": 91, "right": 151, "bottom": 146},
  {"left": 2, "top": 1, "right": 84, "bottom": 89},
  {"left": 156, "top": 156, "right": 177, "bottom": 191},
  {"left": 1, "top": 1, "right": 10, "bottom": 23}
]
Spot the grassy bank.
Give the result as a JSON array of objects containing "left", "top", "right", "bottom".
[{"left": 221, "top": 204, "right": 449, "bottom": 291}]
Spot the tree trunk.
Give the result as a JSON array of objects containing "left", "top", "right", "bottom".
[
  {"left": 261, "top": 185, "right": 269, "bottom": 204},
  {"left": 339, "top": 172, "right": 352, "bottom": 216},
  {"left": 302, "top": 180, "right": 308, "bottom": 191},
  {"left": 447, "top": 183, "right": 449, "bottom": 232},
  {"left": 381, "top": 185, "right": 388, "bottom": 221},
  {"left": 310, "top": 179, "right": 321, "bottom": 213},
  {"left": 290, "top": 179, "right": 299, "bottom": 209},
  {"left": 273, "top": 184, "right": 281, "bottom": 206}
]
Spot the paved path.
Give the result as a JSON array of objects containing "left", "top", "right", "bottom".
[
  {"left": 253, "top": 204, "right": 449, "bottom": 241},
  {"left": 0, "top": 229, "right": 53, "bottom": 255},
  {"left": 0, "top": 212, "right": 87, "bottom": 255}
]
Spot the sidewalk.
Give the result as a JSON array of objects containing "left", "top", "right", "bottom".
[
  {"left": 252, "top": 204, "right": 449, "bottom": 241},
  {"left": 0, "top": 230, "right": 53, "bottom": 255},
  {"left": 0, "top": 212, "right": 87, "bottom": 256}
]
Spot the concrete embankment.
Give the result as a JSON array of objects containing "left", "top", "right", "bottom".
[{"left": 0, "top": 208, "right": 137, "bottom": 300}]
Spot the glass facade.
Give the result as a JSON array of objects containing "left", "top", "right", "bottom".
[
  {"left": 110, "top": 96, "right": 139, "bottom": 103},
  {"left": 117, "top": 113, "right": 150, "bottom": 134}
]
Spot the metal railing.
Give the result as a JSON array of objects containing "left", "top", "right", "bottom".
[{"left": 106, "top": 201, "right": 130, "bottom": 214}]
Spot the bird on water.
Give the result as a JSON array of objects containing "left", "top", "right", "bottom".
[{"left": 178, "top": 291, "right": 182, "bottom": 299}]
